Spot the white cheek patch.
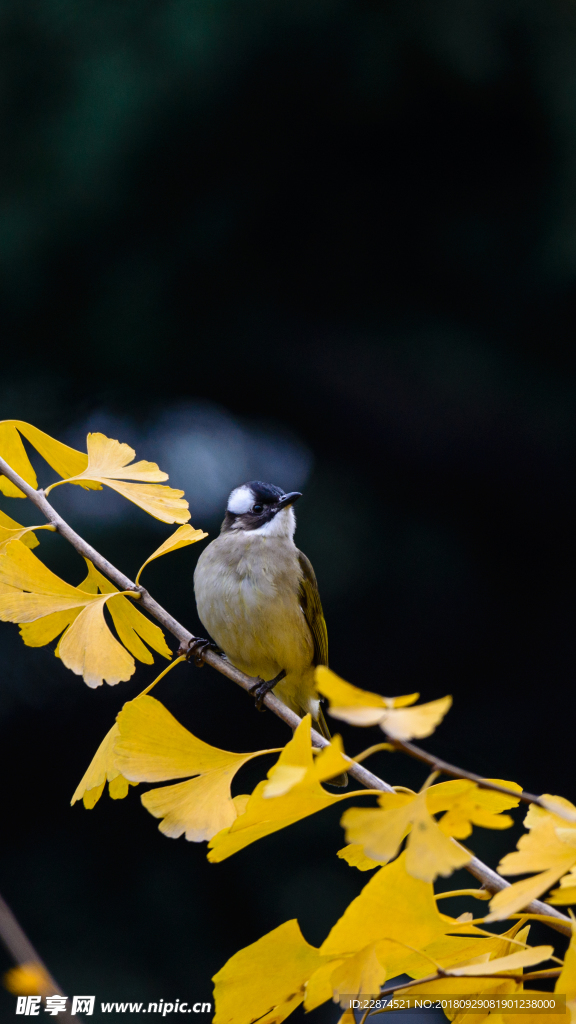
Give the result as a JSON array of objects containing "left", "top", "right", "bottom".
[{"left": 227, "top": 485, "right": 255, "bottom": 514}]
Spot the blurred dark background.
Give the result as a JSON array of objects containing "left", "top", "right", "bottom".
[{"left": 1, "top": 0, "right": 575, "bottom": 1018}]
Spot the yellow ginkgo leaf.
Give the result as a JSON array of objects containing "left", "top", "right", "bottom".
[
  {"left": 0, "top": 420, "right": 90, "bottom": 497},
  {"left": 114, "top": 695, "right": 280, "bottom": 842},
  {"left": 315, "top": 666, "right": 419, "bottom": 725},
  {"left": 135, "top": 524, "right": 208, "bottom": 584},
  {"left": 341, "top": 792, "right": 414, "bottom": 864},
  {"left": 426, "top": 779, "right": 522, "bottom": 839},
  {"left": 380, "top": 697, "right": 453, "bottom": 741},
  {"left": 336, "top": 843, "right": 383, "bottom": 871},
  {"left": 320, "top": 851, "right": 447, "bottom": 956},
  {"left": 0, "top": 539, "right": 141, "bottom": 686},
  {"left": 213, "top": 919, "right": 326, "bottom": 1024},
  {"left": 315, "top": 667, "right": 451, "bottom": 739},
  {"left": 45, "top": 432, "right": 190, "bottom": 524},
  {"left": 262, "top": 734, "right": 350, "bottom": 798},
  {"left": 555, "top": 927, "right": 576, "bottom": 1022},
  {"left": 3, "top": 962, "right": 53, "bottom": 997},
  {"left": 79, "top": 560, "right": 172, "bottom": 663},
  {"left": 405, "top": 794, "right": 472, "bottom": 881},
  {"left": 547, "top": 866, "right": 576, "bottom": 904},
  {"left": 0, "top": 537, "right": 89, "bottom": 609},
  {"left": 396, "top": 973, "right": 520, "bottom": 1011},
  {"left": 391, "top": 922, "right": 531, "bottom": 985},
  {"left": 59, "top": 600, "right": 136, "bottom": 689},
  {"left": 487, "top": 868, "right": 575, "bottom": 922},
  {"left": 208, "top": 717, "right": 356, "bottom": 863},
  {"left": 262, "top": 765, "right": 308, "bottom": 798},
  {"left": 20, "top": 609, "right": 82, "bottom": 648},
  {"left": 548, "top": 887, "right": 576, "bottom": 905},
  {"left": 330, "top": 944, "right": 386, "bottom": 1007},
  {"left": 0, "top": 509, "right": 42, "bottom": 552},
  {"left": 486, "top": 800, "right": 576, "bottom": 921},
  {"left": 341, "top": 790, "right": 471, "bottom": 883},
  {"left": 71, "top": 723, "right": 137, "bottom": 809},
  {"left": 540, "top": 796, "right": 576, "bottom": 824},
  {"left": 446, "top": 945, "right": 553, "bottom": 976},
  {"left": 304, "top": 960, "right": 346, "bottom": 1013}
]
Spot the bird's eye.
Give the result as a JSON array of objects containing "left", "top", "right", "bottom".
[{"left": 252, "top": 504, "right": 263, "bottom": 514}]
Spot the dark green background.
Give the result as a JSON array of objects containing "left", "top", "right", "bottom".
[{"left": 0, "top": 0, "right": 575, "bottom": 1019}]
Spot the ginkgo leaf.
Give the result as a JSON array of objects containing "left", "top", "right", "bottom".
[
  {"left": 547, "top": 866, "right": 576, "bottom": 904},
  {"left": 20, "top": 609, "right": 81, "bottom": 647},
  {"left": 135, "top": 524, "right": 208, "bottom": 584},
  {"left": 59, "top": 600, "right": 136, "bottom": 688},
  {"left": 404, "top": 796, "right": 472, "bottom": 881},
  {"left": 426, "top": 779, "right": 522, "bottom": 839},
  {"left": 114, "top": 696, "right": 279, "bottom": 842},
  {"left": 262, "top": 735, "right": 350, "bottom": 798},
  {"left": 212, "top": 919, "right": 326, "bottom": 1024},
  {"left": 3, "top": 962, "right": 53, "bottom": 997},
  {"left": 336, "top": 844, "right": 383, "bottom": 871},
  {"left": 487, "top": 868, "right": 575, "bottom": 922},
  {"left": 304, "top": 960, "right": 346, "bottom": 1013},
  {"left": 396, "top": 974, "right": 520, "bottom": 1008},
  {"left": 486, "top": 800, "right": 576, "bottom": 920},
  {"left": 316, "top": 667, "right": 451, "bottom": 739},
  {"left": 548, "top": 887, "right": 576, "bottom": 905},
  {"left": 0, "top": 510, "right": 42, "bottom": 551},
  {"left": 320, "top": 851, "right": 447, "bottom": 956},
  {"left": 0, "top": 420, "right": 90, "bottom": 497},
  {"left": 263, "top": 765, "right": 308, "bottom": 798},
  {"left": 446, "top": 945, "right": 553, "bottom": 976},
  {"left": 315, "top": 666, "right": 420, "bottom": 725},
  {"left": 390, "top": 922, "right": 531, "bottom": 985},
  {"left": 79, "top": 560, "right": 172, "bottom": 662},
  {"left": 341, "top": 790, "right": 471, "bottom": 883},
  {"left": 555, "top": 927, "right": 576, "bottom": 1020},
  {"left": 45, "top": 433, "right": 190, "bottom": 524},
  {"left": 540, "top": 796, "right": 576, "bottom": 824},
  {"left": 208, "top": 717, "right": 356, "bottom": 863},
  {"left": 71, "top": 723, "right": 137, "bottom": 809},
  {"left": 0, "top": 539, "right": 141, "bottom": 686},
  {"left": 380, "top": 697, "right": 453, "bottom": 741},
  {"left": 330, "top": 944, "right": 386, "bottom": 1006}
]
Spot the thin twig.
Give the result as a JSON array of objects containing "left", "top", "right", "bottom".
[
  {"left": 391, "top": 737, "right": 548, "bottom": 809},
  {"left": 370, "top": 966, "right": 563, "bottom": 1006},
  {"left": 0, "top": 893, "right": 81, "bottom": 1020},
  {"left": 0, "top": 455, "right": 572, "bottom": 938}
]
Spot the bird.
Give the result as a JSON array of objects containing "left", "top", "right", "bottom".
[{"left": 192, "top": 480, "right": 347, "bottom": 786}]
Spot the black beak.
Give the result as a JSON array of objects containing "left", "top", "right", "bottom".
[{"left": 276, "top": 491, "right": 302, "bottom": 510}]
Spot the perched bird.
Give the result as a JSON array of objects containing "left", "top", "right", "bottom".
[{"left": 193, "top": 480, "right": 347, "bottom": 785}]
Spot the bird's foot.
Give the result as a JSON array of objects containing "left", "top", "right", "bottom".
[
  {"left": 177, "top": 637, "right": 221, "bottom": 667},
  {"left": 251, "top": 669, "right": 287, "bottom": 711}
]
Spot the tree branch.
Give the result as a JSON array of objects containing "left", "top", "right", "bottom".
[
  {"left": 0, "top": 455, "right": 572, "bottom": 938},
  {"left": 0, "top": 893, "right": 81, "bottom": 1020},
  {"left": 391, "top": 737, "right": 552, "bottom": 810},
  {"left": 367, "top": 966, "right": 563, "bottom": 1009}
]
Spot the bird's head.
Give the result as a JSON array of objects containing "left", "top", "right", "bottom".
[{"left": 221, "top": 481, "right": 301, "bottom": 538}]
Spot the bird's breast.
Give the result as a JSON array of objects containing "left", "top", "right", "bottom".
[{"left": 193, "top": 534, "right": 312, "bottom": 677}]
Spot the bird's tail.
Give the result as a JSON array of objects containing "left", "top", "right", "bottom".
[{"left": 314, "top": 705, "right": 348, "bottom": 788}]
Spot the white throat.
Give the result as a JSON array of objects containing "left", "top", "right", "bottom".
[{"left": 249, "top": 506, "right": 296, "bottom": 539}]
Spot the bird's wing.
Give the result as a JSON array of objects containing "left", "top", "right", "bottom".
[{"left": 297, "top": 550, "right": 328, "bottom": 666}]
